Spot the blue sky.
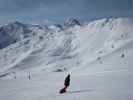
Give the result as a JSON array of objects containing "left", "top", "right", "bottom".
[{"left": 0, "top": 0, "right": 133, "bottom": 24}]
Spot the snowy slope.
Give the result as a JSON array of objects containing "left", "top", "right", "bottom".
[
  {"left": 0, "top": 17, "right": 133, "bottom": 100},
  {"left": 0, "top": 17, "right": 133, "bottom": 77}
]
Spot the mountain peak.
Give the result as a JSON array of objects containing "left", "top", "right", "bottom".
[
  {"left": 64, "top": 18, "right": 81, "bottom": 27},
  {"left": 10, "top": 21, "right": 27, "bottom": 28}
]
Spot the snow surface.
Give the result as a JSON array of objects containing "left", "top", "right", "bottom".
[{"left": 0, "top": 17, "right": 133, "bottom": 100}]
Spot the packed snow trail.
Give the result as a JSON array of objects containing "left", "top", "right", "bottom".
[
  {"left": 0, "top": 69, "right": 133, "bottom": 100},
  {"left": 71, "top": 68, "right": 129, "bottom": 77}
]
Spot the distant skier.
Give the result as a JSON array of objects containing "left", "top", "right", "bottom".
[{"left": 59, "top": 74, "right": 70, "bottom": 94}]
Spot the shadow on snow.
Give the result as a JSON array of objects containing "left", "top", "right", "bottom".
[{"left": 67, "top": 89, "right": 93, "bottom": 94}]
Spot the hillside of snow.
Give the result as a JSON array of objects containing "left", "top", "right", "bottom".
[
  {"left": 0, "top": 17, "right": 133, "bottom": 78},
  {"left": 0, "top": 17, "right": 133, "bottom": 100}
]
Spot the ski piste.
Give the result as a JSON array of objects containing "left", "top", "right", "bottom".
[{"left": 0, "top": 17, "right": 133, "bottom": 100}]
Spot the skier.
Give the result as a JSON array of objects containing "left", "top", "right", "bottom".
[{"left": 59, "top": 74, "right": 70, "bottom": 94}]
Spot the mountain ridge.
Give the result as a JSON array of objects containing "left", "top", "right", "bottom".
[{"left": 0, "top": 17, "right": 133, "bottom": 78}]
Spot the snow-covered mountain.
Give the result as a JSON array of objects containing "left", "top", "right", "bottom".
[
  {"left": 0, "top": 21, "right": 53, "bottom": 49},
  {"left": 0, "top": 17, "right": 133, "bottom": 78},
  {"left": 48, "top": 24, "right": 63, "bottom": 32},
  {"left": 0, "top": 21, "right": 31, "bottom": 49},
  {"left": 64, "top": 18, "right": 81, "bottom": 27},
  {"left": 0, "top": 17, "right": 133, "bottom": 100}
]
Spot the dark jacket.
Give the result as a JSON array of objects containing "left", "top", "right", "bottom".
[{"left": 64, "top": 74, "right": 70, "bottom": 86}]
